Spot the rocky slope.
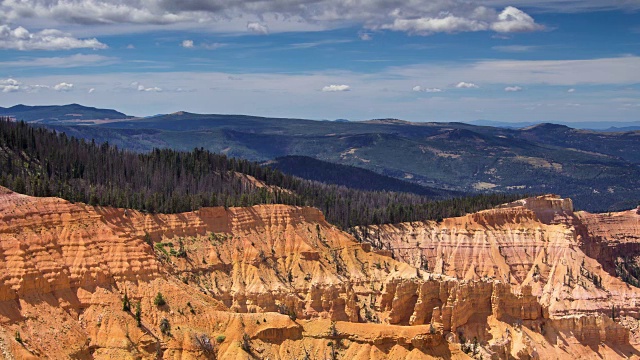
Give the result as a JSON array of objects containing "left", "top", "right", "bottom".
[
  {"left": 356, "top": 196, "right": 640, "bottom": 349},
  {"left": 1, "top": 189, "right": 640, "bottom": 359}
]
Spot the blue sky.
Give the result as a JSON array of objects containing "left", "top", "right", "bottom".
[{"left": 0, "top": 0, "right": 639, "bottom": 123}]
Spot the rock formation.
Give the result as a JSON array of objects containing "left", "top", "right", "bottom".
[{"left": 1, "top": 189, "right": 640, "bottom": 359}]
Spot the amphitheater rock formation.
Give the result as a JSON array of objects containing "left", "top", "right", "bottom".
[{"left": 1, "top": 188, "right": 640, "bottom": 359}]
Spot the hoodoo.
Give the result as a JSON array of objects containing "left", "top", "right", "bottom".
[{"left": 1, "top": 190, "right": 640, "bottom": 358}]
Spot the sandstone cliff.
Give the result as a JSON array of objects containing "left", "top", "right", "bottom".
[{"left": 1, "top": 189, "right": 640, "bottom": 359}]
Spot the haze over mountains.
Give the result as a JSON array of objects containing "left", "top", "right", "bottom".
[{"left": 2, "top": 104, "right": 639, "bottom": 212}]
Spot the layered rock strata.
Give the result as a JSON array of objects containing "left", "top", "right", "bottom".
[{"left": 1, "top": 189, "right": 639, "bottom": 359}]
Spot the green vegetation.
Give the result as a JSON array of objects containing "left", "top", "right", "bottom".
[
  {"left": 615, "top": 257, "right": 640, "bottom": 288},
  {"left": 44, "top": 112, "right": 640, "bottom": 212},
  {"left": 153, "top": 292, "right": 166, "bottom": 307},
  {"left": 0, "top": 104, "right": 130, "bottom": 123},
  {"left": 241, "top": 333, "right": 251, "bottom": 353},
  {"left": 135, "top": 302, "right": 142, "bottom": 326},
  {"left": 159, "top": 318, "right": 171, "bottom": 335},
  {"left": 215, "top": 335, "right": 226, "bottom": 343},
  {"left": 122, "top": 292, "right": 131, "bottom": 312},
  {"left": 0, "top": 119, "right": 524, "bottom": 229}
]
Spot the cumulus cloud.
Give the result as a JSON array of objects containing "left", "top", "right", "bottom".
[
  {"left": 381, "top": 15, "right": 488, "bottom": 34},
  {"left": 491, "top": 6, "right": 544, "bottom": 33},
  {"left": 53, "top": 82, "right": 74, "bottom": 91},
  {"left": 505, "top": 86, "right": 522, "bottom": 92},
  {"left": 455, "top": 82, "right": 479, "bottom": 89},
  {"left": 181, "top": 39, "right": 194, "bottom": 48},
  {"left": 0, "top": 24, "right": 107, "bottom": 50},
  {"left": 135, "top": 83, "right": 162, "bottom": 92},
  {"left": 374, "top": 5, "right": 543, "bottom": 35},
  {"left": 0, "top": 1, "right": 545, "bottom": 36},
  {"left": 413, "top": 86, "right": 443, "bottom": 93},
  {"left": 247, "top": 22, "right": 269, "bottom": 34},
  {"left": 0, "top": 78, "right": 21, "bottom": 93},
  {"left": 322, "top": 84, "right": 350, "bottom": 92},
  {"left": 130, "top": 81, "right": 161, "bottom": 92},
  {"left": 0, "top": 78, "right": 57, "bottom": 92}
]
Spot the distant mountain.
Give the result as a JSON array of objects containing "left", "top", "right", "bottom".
[
  {"left": 18, "top": 105, "right": 640, "bottom": 212},
  {"left": 0, "top": 104, "right": 131, "bottom": 124},
  {"left": 470, "top": 119, "right": 640, "bottom": 132},
  {"left": 267, "top": 155, "right": 458, "bottom": 198},
  {"left": 604, "top": 126, "right": 640, "bottom": 132},
  {"left": 468, "top": 120, "right": 538, "bottom": 129}
]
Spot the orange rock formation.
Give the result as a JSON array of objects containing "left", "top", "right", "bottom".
[{"left": 1, "top": 189, "right": 639, "bottom": 359}]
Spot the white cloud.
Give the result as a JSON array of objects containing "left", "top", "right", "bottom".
[
  {"left": 568, "top": 88, "right": 576, "bottom": 93},
  {"left": 359, "top": 32, "right": 372, "bottom": 41},
  {"left": 505, "top": 86, "right": 523, "bottom": 92},
  {"left": 88, "top": 88, "right": 95, "bottom": 93},
  {"left": 381, "top": 15, "right": 488, "bottom": 35},
  {"left": 247, "top": 22, "right": 269, "bottom": 35},
  {"left": 130, "top": 81, "right": 162, "bottom": 92},
  {"left": 181, "top": 39, "right": 194, "bottom": 48},
  {"left": 53, "top": 82, "right": 74, "bottom": 91},
  {"left": 456, "top": 82, "right": 479, "bottom": 89},
  {"left": 413, "top": 86, "right": 443, "bottom": 93},
  {"left": 0, "top": 1, "right": 545, "bottom": 37},
  {"left": 322, "top": 84, "right": 350, "bottom": 92},
  {"left": 137, "top": 84, "right": 162, "bottom": 92},
  {"left": 0, "top": 78, "right": 59, "bottom": 93},
  {"left": 126, "top": 44, "right": 135, "bottom": 49},
  {"left": 0, "top": 24, "right": 107, "bottom": 50},
  {"left": 491, "top": 6, "right": 544, "bottom": 33},
  {"left": 374, "top": 5, "right": 543, "bottom": 35},
  {"left": 5, "top": 69, "right": 638, "bottom": 123},
  {"left": 0, "top": 78, "right": 21, "bottom": 93}
]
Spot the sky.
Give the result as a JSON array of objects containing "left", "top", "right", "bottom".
[{"left": 0, "top": 0, "right": 639, "bottom": 123}]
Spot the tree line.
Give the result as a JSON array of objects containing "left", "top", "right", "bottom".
[{"left": 0, "top": 119, "right": 525, "bottom": 229}]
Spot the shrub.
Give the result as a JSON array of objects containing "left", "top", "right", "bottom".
[
  {"left": 194, "top": 333, "right": 214, "bottom": 353},
  {"left": 154, "top": 292, "right": 166, "bottom": 306},
  {"left": 135, "top": 302, "right": 142, "bottom": 326},
  {"left": 215, "top": 335, "right": 226, "bottom": 343},
  {"left": 240, "top": 333, "right": 251, "bottom": 352},
  {"left": 122, "top": 292, "right": 131, "bottom": 312},
  {"left": 144, "top": 232, "right": 152, "bottom": 245},
  {"left": 159, "top": 318, "right": 171, "bottom": 335}
]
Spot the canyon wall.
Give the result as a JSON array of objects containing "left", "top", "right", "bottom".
[{"left": 1, "top": 189, "right": 639, "bottom": 359}]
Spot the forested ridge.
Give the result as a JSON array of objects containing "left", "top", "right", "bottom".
[{"left": 0, "top": 118, "right": 525, "bottom": 228}]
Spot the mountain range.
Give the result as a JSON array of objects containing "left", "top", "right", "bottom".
[{"left": 2, "top": 104, "right": 639, "bottom": 212}]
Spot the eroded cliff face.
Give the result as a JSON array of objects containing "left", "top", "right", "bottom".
[
  {"left": 357, "top": 195, "right": 640, "bottom": 351},
  {"left": 1, "top": 189, "right": 639, "bottom": 359}
]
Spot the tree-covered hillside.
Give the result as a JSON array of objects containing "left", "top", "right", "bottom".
[
  {"left": 0, "top": 118, "right": 523, "bottom": 229},
  {"left": 41, "top": 109, "right": 640, "bottom": 212}
]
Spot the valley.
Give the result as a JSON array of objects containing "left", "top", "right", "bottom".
[{"left": 3, "top": 105, "right": 635, "bottom": 212}]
